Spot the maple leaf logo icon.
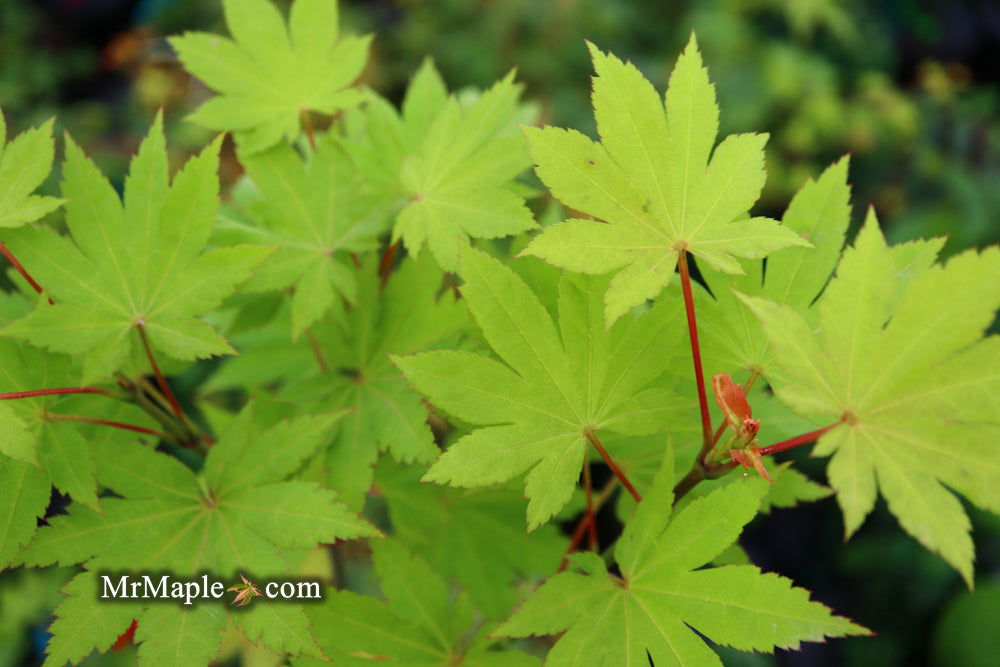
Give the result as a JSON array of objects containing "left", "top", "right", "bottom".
[{"left": 227, "top": 575, "right": 262, "bottom": 607}]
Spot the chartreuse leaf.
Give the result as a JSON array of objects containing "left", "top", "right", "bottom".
[
  {"left": 298, "top": 540, "right": 539, "bottom": 666},
  {"left": 521, "top": 36, "right": 809, "bottom": 325},
  {"left": 235, "top": 131, "right": 384, "bottom": 338},
  {"left": 393, "top": 71, "right": 537, "bottom": 270},
  {"left": 742, "top": 211, "right": 1000, "bottom": 585},
  {"left": 170, "top": 0, "right": 370, "bottom": 153},
  {"left": 18, "top": 404, "right": 377, "bottom": 659},
  {"left": 394, "top": 246, "right": 689, "bottom": 530},
  {"left": 495, "top": 455, "right": 868, "bottom": 664},
  {"left": 1, "top": 116, "right": 272, "bottom": 383},
  {"left": 278, "top": 256, "right": 467, "bottom": 508},
  {"left": 376, "top": 459, "right": 565, "bottom": 618},
  {"left": 698, "top": 157, "right": 853, "bottom": 378},
  {"left": 345, "top": 59, "right": 536, "bottom": 270},
  {"left": 0, "top": 109, "right": 64, "bottom": 228}
]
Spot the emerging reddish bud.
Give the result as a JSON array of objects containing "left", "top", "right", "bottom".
[
  {"left": 729, "top": 446, "right": 772, "bottom": 482},
  {"left": 712, "top": 373, "right": 756, "bottom": 438}
]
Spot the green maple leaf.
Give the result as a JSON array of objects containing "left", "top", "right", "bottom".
[
  {"left": 19, "top": 404, "right": 377, "bottom": 661},
  {"left": 520, "top": 36, "right": 809, "bottom": 325},
  {"left": 135, "top": 605, "right": 225, "bottom": 667},
  {"left": 495, "top": 452, "right": 869, "bottom": 664},
  {"left": 42, "top": 576, "right": 225, "bottom": 667},
  {"left": 299, "top": 540, "right": 539, "bottom": 666},
  {"left": 0, "top": 457, "right": 49, "bottom": 569},
  {"left": 279, "top": 256, "right": 467, "bottom": 508},
  {"left": 346, "top": 60, "right": 536, "bottom": 271},
  {"left": 231, "top": 132, "right": 384, "bottom": 338},
  {"left": 741, "top": 212, "right": 1000, "bottom": 585},
  {"left": 0, "top": 337, "right": 162, "bottom": 567},
  {"left": 0, "top": 110, "right": 64, "bottom": 228},
  {"left": 376, "top": 459, "right": 565, "bottom": 618},
  {"left": 170, "top": 0, "right": 370, "bottom": 154},
  {"left": 394, "top": 246, "right": 690, "bottom": 530},
  {"left": 697, "top": 157, "right": 853, "bottom": 378},
  {"left": 19, "top": 403, "right": 378, "bottom": 574},
  {"left": 1, "top": 116, "right": 272, "bottom": 384},
  {"left": 0, "top": 339, "right": 133, "bottom": 517},
  {"left": 41, "top": 572, "right": 142, "bottom": 667}
]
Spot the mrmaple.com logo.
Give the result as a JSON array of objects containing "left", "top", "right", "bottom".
[{"left": 99, "top": 573, "right": 322, "bottom": 606}]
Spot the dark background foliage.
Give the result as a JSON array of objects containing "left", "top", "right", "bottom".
[{"left": 1, "top": 1, "right": 998, "bottom": 665}]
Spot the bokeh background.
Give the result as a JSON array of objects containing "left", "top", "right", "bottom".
[{"left": 1, "top": 0, "right": 998, "bottom": 665}]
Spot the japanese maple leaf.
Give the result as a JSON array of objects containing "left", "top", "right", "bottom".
[
  {"left": 495, "top": 454, "right": 868, "bottom": 664},
  {"left": 233, "top": 132, "right": 384, "bottom": 338},
  {"left": 277, "top": 256, "right": 467, "bottom": 508},
  {"left": 376, "top": 459, "right": 565, "bottom": 618},
  {"left": 18, "top": 403, "right": 378, "bottom": 660},
  {"left": 170, "top": 0, "right": 370, "bottom": 154},
  {"left": 0, "top": 337, "right": 151, "bottom": 538},
  {"left": 301, "top": 540, "right": 539, "bottom": 666},
  {"left": 0, "top": 111, "right": 64, "bottom": 228},
  {"left": 520, "top": 36, "right": 809, "bottom": 325},
  {"left": 394, "top": 246, "right": 690, "bottom": 530},
  {"left": 741, "top": 212, "right": 1000, "bottom": 585},
  {"left": 345, "top": 60, "right": 536, "bottom": 271},
  {"left": 1, "top": 116, "right": 271, "bottom": 384},
  {"left": 0, "top": 335, "right": 162, "bottom": 567},
  {"left": 697, "top": 157, "right": 853, "bottom": 380}
]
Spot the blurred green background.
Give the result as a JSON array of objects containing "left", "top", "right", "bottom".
[{"left": 1, "top": 0, "right": 998, "bottom": 665}]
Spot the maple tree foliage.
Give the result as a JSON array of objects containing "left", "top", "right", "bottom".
[
  {"left": 0, "top": 1, "right": 997, "bottom": 665},
  {"left": 2, "top": 115, "right": 271, "bottom": 383},
  {"left": 520, "top": 37, "right": 810, "bottom": 325},
  {"left": 395, "top": 246, "right": 690, "bottom": 529},
  {"left": 171, "top": 0, "right": 370, "bottom": 153},
  {"left": 496, "top": 454, "right": 870, "bottom": 665}
]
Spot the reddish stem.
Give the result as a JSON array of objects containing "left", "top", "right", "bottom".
[
  {"left": 379, "top": 242, "right": 398, "bottom": 289},
  {"left": 301, "top": 110, "right": 317, "bottom": 150},
  {"left": 136, "top": 324, "right": 184, "bottom": 421},
  {"left": 678, "top": 250, "right": 712, "bottom": 450},
  {"left": 305, "top": 327, "right": 329, "bottom": 373},
  {"left": 0, "top": 387, "right": 111, "bottom": 400},
  {"left": 583, "top": 461, "right": 597, "bottom": 550},
  {"left": 47, "top": 412, "right": 169, "bottom": 439},
  {"left": 0, "top": 240, "right": 52, "bottom": 303},
  {"left": 557, "top": 477, "right": 617, "bottom": 573},
  {"left": 585, "top": 430, "right": 641, "bottom": 503},
  {"left": 757, "top": 421, "right": 843, "bottom": 457}
]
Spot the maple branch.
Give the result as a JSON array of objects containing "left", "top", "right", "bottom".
[
  {"left": 673, "top": 419, "right": 847, "bottom": 505},
  {"left": 678, "top": 250, "right": 712, "bottom": 450},
  {"left": 46, "top": 412, "right": 172, "bottom": 440},
  {"left": 0, "top": 387, "right": 114, "bottom": 400},
  {"left": 585, "top": 429, "right": 641, "bottom": 503},
  {"left": 301, "top": 109, "right": 317, "bottom": 150},
  {"left": 583, "top": 461, "right": 597, "bottom": 550},
  {"left": 558, "top": 476, "right": 618, "bottom": 572},
  {"left": 672, "top": 466, "right": 705, "bottom": 503},
  {"left": 710, "top": 370, "right": 760, "bottom": 446},
  {"left": 305, "top": 327, "right": 329, "bottom": 373},
  {"left": 379, "top": 241, "right": 398, "bottom": 289},
  {"left": 0, "top": 240, "right": 52, "bottom": 303},
  {"left": 136, "top": 324, "right": 185, "bottom": 421},
  {"left": 757, "top": 420, "right": 844, "bottom": 457}
]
